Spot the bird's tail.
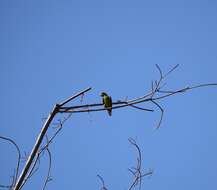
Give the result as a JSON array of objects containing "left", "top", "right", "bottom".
[{"left": 107, "top": 109, "right": 112, "bottom": 116}]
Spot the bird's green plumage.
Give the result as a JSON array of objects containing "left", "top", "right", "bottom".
[{"left": 100, "top": 92, "right": 112, "bottom": 116}]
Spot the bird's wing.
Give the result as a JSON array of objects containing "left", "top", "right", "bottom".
[
  {"left": 104, "top": 96, "right": 110, "bottom": 107},
  {"left": 102, "top": 96, "right": 105, "bottom": 105},
  {"left": 109, "top": 96, "right": 112, "bottom": 107}
]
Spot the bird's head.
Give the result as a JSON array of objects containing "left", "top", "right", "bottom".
[{"left": 100, "top": 92, "right": 108, "bottom": 97}]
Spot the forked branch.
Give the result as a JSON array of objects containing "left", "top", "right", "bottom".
[{"left": 128, "top": 138, "right": 153, "bottom": 190}]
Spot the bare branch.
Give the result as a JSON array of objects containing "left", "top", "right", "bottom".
[
  {"left": 0, "top": 184, "right": 12, "bottom": 189},
  {"left": 59, "top": 87, "right": 92, "bottom": 106},
  {"left": 18, "top": 113, "right": 72, "bottom": 190},
  {"left": 59, "top": 101, "right": 153, "bottom": 114},
  {"left": 19, "top": 152, "right": 41, "bottom": 190},
  {"left": 128, "top": 138, "right": 153, "bottom": 190},
  {"left": 163, "top": 64, "right": 179, "bottom": 78},
  {"left": 41, "top": 113, "right": 72, "bottom": 151},
  {"left": 97, "top": 175, "right": 108, "bottom": 190},
  {"left": 151, "top": 100, "right": 164, "bottom": 129},
  {"left": 154, "top": 83, "right": 217, "bottom": 101},
  {"left": 155, "top": 64, "right": 163, "bottom": 79},
  {"left": 42, "top": 148, "right": 52, "bottom": 190},
  {"left": 128, "top": 104, "right": 153, "bottom": 112},
  {"left": 13, "top": 104, "right": 59, "bottom": 190},
  {"left": 59, "top": 65, "right": 196, "bottom": 118},
  {"left": 0, "top": 136, "right": 21, "bottom": 188},
  {"left": 58, "top": 81, "right": 216, "bottom": 129}
]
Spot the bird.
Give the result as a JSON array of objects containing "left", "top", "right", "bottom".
[{"left": 100, "top": 92, "right": 112, "bottom": 116}]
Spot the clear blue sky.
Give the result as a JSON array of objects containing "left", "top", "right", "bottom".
[{"left": 1, "top": 0, "right": 217, "bottom": 189}]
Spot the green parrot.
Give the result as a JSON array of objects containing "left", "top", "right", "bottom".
[{"left": 100, "top": 92, "right": 112, "bottom": 116}]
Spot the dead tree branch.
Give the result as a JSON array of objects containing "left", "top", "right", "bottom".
[
  {"left": 151, "top": 100, "right": 164, "bottom": 129},
  {"left": 5, "top": 65, "right": 216, "bottom": 190},
  {"left": 96, "top": 139, "right": 153, "bottom": 190},
  {"left": 59, "top": 65, "right": 217, "bottom": 130},
  {"left": 0, "top": 136, "right": 21, "bottom": 189},
  {"left": 13, "top": 88, "right": 92, "bottom": 190},
  {"left": 128, "top": 138, "right": 153, "bottom": 190},
  {"left": 97, "top": 175, "right": 108, "bottom": 190},
  {"left": 13, "top": 105, "right": 58, "bottom": 190},
  {"left": 42, "top": 148, "right": 52, "bottom": 190}
]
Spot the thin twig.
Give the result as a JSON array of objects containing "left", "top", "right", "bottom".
[
  {"left": 42, "top": 148, "right": 52, "bottom": 190},
  {"left": 151, "top": 100, "right": 164, "bottom": 129},
  {"left": 154, "top": 83, "right": 217, "bottom": 101},
  {"left": 163, "top": 64, "right": 179, "bottom": 78},
  {"left": 0, "top": 184, "right": 12, "bottom": 189},
  {"left": 0, "top": 136, "right": 21, "bottom": 189},
  {"left": 97, "top": 175, "right": 108, "bottom": 190}
]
